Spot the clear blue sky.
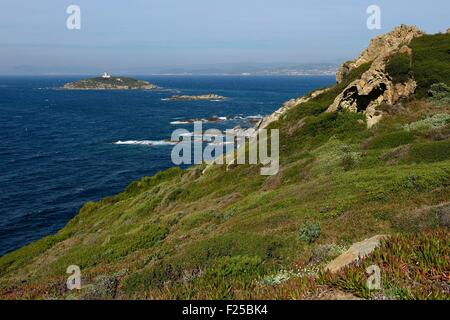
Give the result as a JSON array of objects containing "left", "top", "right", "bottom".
[{"left": 0, "top": 0, "right": 449, "bottom": 74}]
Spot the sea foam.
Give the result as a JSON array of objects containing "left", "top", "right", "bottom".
[{"left": 114, "top": 140, "right": 177, "bottom": 146}]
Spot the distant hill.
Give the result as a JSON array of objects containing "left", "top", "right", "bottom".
[{"left": 138, "top": 62, "right": 338, "bottom": 76}]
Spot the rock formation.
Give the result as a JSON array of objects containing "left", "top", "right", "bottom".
[
  {"left": 325, "top": 235, "right": 388, "bottom": 273},
  {"left": 335, "top": 25, "right": 423, "bottom": 83},
  {"left": 329, "top": 25, "right": 423, "bottom": 127}
]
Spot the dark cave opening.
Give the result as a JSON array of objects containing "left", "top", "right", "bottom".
[{"left": 342, "top": 83, "right": 387, "bottom": 111}]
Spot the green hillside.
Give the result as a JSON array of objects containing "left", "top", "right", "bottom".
[{"left": 0, "top": 31, "right": 449, "bottom": 300}]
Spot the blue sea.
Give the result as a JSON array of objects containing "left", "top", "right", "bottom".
[{"left": 0, "top": 75, "right": 334, "bottom": 256}]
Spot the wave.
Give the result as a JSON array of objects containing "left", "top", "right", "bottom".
[
  {"left": 207, "top": 141, "right": 234, "bottom": 147},
  {"left": 113, "top": 140, "right": 177, "bottom": 146},
  {"left": 245, "top": 114, "right": 263, "bottom": 119},
  {"left": 170, "top": 120, "right": 191, "bottom": 124},
  {"left": 170, "top": 115, "right": 262, "bottom": 125}
]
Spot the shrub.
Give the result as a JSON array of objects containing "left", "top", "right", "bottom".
[
  {"left": 299, "top": 222, "right": 321, "bottom": 244},
  {"left": 410, "top": 33, "right": 450, "bottom": 97},
  {"left": 262, "top": 270, "right": 299, "bottom": 285},
  {"left": 204, "top": 255, "right": 264, "bottom": 282},
  {"left": 409, "top": 140, "right": 450, "bottom": 163},
  {"left": 368, "top": 131, "right": 415, "bottom": 149},
  {"left": 122, "top": 263, "right": 181, "bottom": 294},
  {"left": 404, "top": 113, "right": 450, "bottom": 132},
  {"left": 428, "top": 83, "right": 450, "bottom": 98},
  {"left": 124, "top": 167, "right": 184, "bottom": 196},
  {"left": 427, "top": 83, "right": 450, "bottom": 105},
  {"left": 341, "top": 153, "right": 356, "bottom": 171},
  {"left": 179, "top": 232, "right": 282, "bottom": 269},
  {"left": 310, "top": 137, "right": 361, "bottom": 174},
  {"left": 101, "top": 224, "right": 168, "bottom": 262},
  {"left": 303, "top": 112, "right": 366, "bottom": 140}
]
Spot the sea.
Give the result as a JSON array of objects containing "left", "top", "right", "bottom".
[{"left": 0, "top": 75, "right": 334, "bottom": 256}]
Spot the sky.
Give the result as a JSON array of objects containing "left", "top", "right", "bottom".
[{"left": 0, "top": 0, "right": 449, "bottom": 74}]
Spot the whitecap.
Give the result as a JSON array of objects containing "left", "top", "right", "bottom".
[
  {"left": 170, "top": 120, "right": 190, "bottom": 125},
  {"left": 245, "top": 114, "right": 263, "bottom": 119},
  {"left": 207, "top": 141, "right": 234, "bottom": 147},
  {"left": 113, "top": 140, "right": 177, "bottom": 146}
]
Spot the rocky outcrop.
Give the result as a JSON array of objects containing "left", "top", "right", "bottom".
[
  {"left": 325, "top": 235, "right": 388, "bottom": 273},
  {"left": 328, "top": 63, "right": 417, "bottom": 127},
  {"left": 336, "top": 25, "right": 423, "bottom": 83},
  {"left": 329, "top": 25, "right": 423, "bottom": 127}
]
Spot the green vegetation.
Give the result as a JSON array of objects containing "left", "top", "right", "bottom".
[
  {"left": 409, "top": 140, "right": 450, "bottom": 163},
  {"left": 64, "top": 76, "right": 156, "bottom": 90},
  {"left": 384, "top": 33, "right": 450, "bottom": 98},
  {"left": 367, "top": 130, "right": 415, "bottom": 149},
  {"left": 0, "top": 30, "right": 449, "bottom": 300},
  {"left": 428, "top": 83, "right": 450, "bottom": 105},
  {"left": 299, "top": 222, "right": 321, "bottom": 244},
  {"left": 386, "top": 52, "right": 411, "bottom": 84},
  {"left": 404, "top": 113, "right": 450, "bottom": 131},
  {"left": 409, "top": 33, "right": 450, "bottom": 97}
]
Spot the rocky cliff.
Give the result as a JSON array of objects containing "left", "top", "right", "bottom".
[
  {"left": 329, "top": 25, "right": 424, "bottom": 127},
  {"left": 257, "top": 25, "right": 426, "bottom": 129}
]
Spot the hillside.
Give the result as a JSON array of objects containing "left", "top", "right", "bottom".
[
  {"left": 0, "top": 26, "right": 449, "bottom": 300},
  {"left": 63, "top": 76, "right": 157, "bottom": 90}
]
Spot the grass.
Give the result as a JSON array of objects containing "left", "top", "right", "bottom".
[
  {"left": 409, "top": 140, "right": 450, "bottom": 163},
  {"left": 367, "top": 130, "right": 415, "bottom": 149},
  {"left": 409, "top": 33, "right": 450, "bottom": 97}
]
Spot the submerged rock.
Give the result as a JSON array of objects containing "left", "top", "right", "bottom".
[{"left": 168, "top": 94, "right": 225, "bottom": 101}]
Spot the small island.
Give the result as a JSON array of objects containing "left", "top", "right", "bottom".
[
  {"left": 63, "top": 73, "right": 158, "bottom": 90},
  {"left": 168, "top": 93, "right": 225, "bottom": 101}
]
